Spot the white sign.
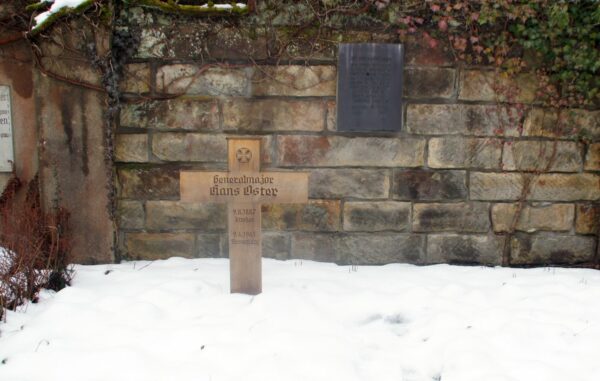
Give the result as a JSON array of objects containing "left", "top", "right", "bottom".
[{"left": 0, "top": 85, "right": 14, "bottom": 172}]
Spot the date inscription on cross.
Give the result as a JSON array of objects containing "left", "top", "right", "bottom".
[{"left": 180, "top": 138, "right": 309, "bottom": 295}]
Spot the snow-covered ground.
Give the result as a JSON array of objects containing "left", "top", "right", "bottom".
[{"left": 1, "top": 258, "right": 600, "bottom": 381}]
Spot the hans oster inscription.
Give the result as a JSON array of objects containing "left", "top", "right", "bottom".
[
  {"left": 180, "top": 138, "right": 309, "bottom": 295},
  {"left": 0, "top": 86, "right": 14, "bottom": 172}
]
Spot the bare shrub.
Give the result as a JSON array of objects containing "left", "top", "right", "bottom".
[{"left": 0, "top": 173, "right": 72, "bottom": 321}]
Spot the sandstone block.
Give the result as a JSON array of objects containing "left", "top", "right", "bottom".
[
  {"left": 125, "top": 232, "right": 194, "bottom": 260},
  {"left": 308, "top": 169, "right": 389, "bottom": 199},
  {"left": 459, "top": 70, "right": 537, "bottom": 103},
  {"left": 392, "top": 169, "right": 467, "bottom": 200},
  {"left": 146, "top": 201, "right": 226, "bottom": 230},
  {"left": 502, "top": 141, "right": 582, "bottom": 172},
  {"left": 404, "top": 67, "right": 455, "bottom": 99},
  {"left": 407, "top": 104, "right": 521, "bottom": 136},
  {"left": 427, "top": 234, "right": 502, "bottom": 265},
  {"left": 530, "top": 174, "right": 600, "bottom": 201},
  {"left": 152, "top": 133, "right": 227, "bottom": 162},
  {"left": 277, "top": 136, "right": 425, "bottom": 167},
  {"left": 196, "top": 234, "right": 222, "bottom": 258},
  {"left": 120, "top": 99, "right": 220, "bottom": 131},
  {"left": 343, "top": 201, "right": 410, "bottom": 231},
  {"left": 491, "top": 203, "right": 574, "bottom": 233},
  {"left": 576, "top": 204, "right": 600, "bottom": 234},
  {"left": 510, "top": 233, "right": 595, "bottom": 265},
  {"left": 523, "top": 108, "right": 600, "bottom": 140},
  {"left": 252, "top": 65, "right": 336, "bottom": 96},
  {"left": 428, "top": 137, "right": 502, "bottom": 169},
  {"left": 291, "top": 232, "right": 339, "bottom": 262},
  {"left": 222, "top": 99, "right": 325, "bottom": 132},
  {"left": 117, "top": 200, "right": 145, "bottom": 230},
  {"left": 469, "top": 172, "right": 525, "bottom": 201},
  {"left": 337, "top": 234, "right": 425, "bottom": 265},
  {"left": 156, "top": 65, "right": 252, "bottom": 96},
  {"left": 262, "top": 200, "right": 341, "bottom": 232},
  {"left": 206, "top": 27, "right": 268, "bottom": 60},
  {"left": 263, "top": 232, "right": 290, "bottom": 260},
  {"left": 119, "top": 63, "right": 151, "bottom": 94},
  {"left": 585, "top": 143, "right": 600, "bottom": 171},
  {"left": 115, "top": 134, "right": 148, "bottom": 163},
  {"left": 117, "top": 167, "right": 180, "bottom": 199},
  {"left": 413, "top": 202, "right": 490, "bottom": 233}
]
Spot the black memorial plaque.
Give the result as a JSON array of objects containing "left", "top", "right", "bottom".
[{"left": 337, "top": 43, "right": 404, "bottom": 132}]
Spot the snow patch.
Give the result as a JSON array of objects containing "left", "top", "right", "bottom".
[
  {"left": 33, "top": 0, "right": 90, "bottom": 28},
  {"left": 1, "top": 258, "right": 599, "bottom": 381}
]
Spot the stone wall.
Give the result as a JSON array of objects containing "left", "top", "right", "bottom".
[{"left": 115, "top": 5, "right": 599, "bottom": 266}]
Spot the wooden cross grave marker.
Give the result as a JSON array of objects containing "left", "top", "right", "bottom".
[{"left": 180, "top": 137, "right": 309, "bottom": 295}]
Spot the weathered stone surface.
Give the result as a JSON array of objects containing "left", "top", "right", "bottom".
[
  {"left": 470, "top": 172, "right": 525, "bottom": 201},
  {"left": 263, "top": 232, "right": 290, "bottom": 260},
  {"left": 262, "top": 200, "right": 340, "bottom": 231},
  {"left": 120, "top": 99, "right": 220, "bottom": 130},
  {"left": 117, "top": 167, "right": 180, "bottom": 199},
  {"left": 510, "top": 233, "right": 595, "bottom": 265},
  {"left": 222, "top": 99, "right": 325, "bottom": 132},
  {"left": 156, "top": 65, "right": 252, "bottom": 96},
  {"left": 125, "top": 232, "right": 195, "bottom": 260},
  {"left": 152, "top": 133, "right": 227, "bottom": 162},
  {"left": 252, "top": 65, "right": 336, "bottom": 96},
  {"left": 404, "top": 67, "right": 455, "bottom": 99},
  {"left": 309, "top": 169, "right": 389, "bottom": 199},
  {"left": 326, "top": 100, "right": 336, "bottom": 131},
  {"left": 291, "top": 232, "right": 338, "bottom": 262},
  {"left": 407, "top": 104, "right": 521, "bottom": 136},
  {"left": 338, "top": 234, "right": 425, "bottom": 265},
  {"left": 585, "top": 143, "right": 600, "bottom": 171},
  {"left": 427, "top": 234, "right": 502, "bottom": 265},
  {"left": 459, "top": 70, "right": 537, "bottom": 103},
  {"left": 206, "top": 27, "right": 269, "bottom": 60},
  {"left": 392, "top": 169, "right": 467, "bottom": 200},
  {"left": 343, "top": 201, "right": 410, "bottom": 231},
  {"left": 530, "top": 174, "right": 600, "bottom": 201},
  {"left": 413, "top": 202, "right": 490, "bottom": 233},
  {"left": 146, "top": 201, "right": 226, "bottom": 230},
  {"left": 277, "top": 136, "right": 425, "bottom": 167},
  {"left": 576, "top": 204, "right": 600, "bottom": 234},
  {"left": 502, "top": 141, "right": 582, "bottom": 172},
  {"left": 40, "top": 56, "right": 102, "bottom": 88},
  {"left": 428, "top": 137, "right": 502, "bottom": 169},
  {"left": 196, "top": 234, "right": 222, "bottom": 258},
  {"left": 119, "top": 63, "right": 151, "bottom": 94},
  {"left": 115, "top": 134, "right": 148, "bottom": 163},
  {"left": 135, "top": 24, "right": 209, "bottom": 59},
  {"left": 491, "top": 203, "right": 574, "bottom": 233},
  {"left": 523, "top": 108, "right": 600, "bottom": 140},
  {"left": 117, "top": 200, "right": 145, "bottom": 230}
]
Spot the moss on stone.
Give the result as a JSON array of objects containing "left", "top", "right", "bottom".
[
  {"left": 125, "top": 0, "right": 249, "bottom": 16},
  {"left": 29, "top": 0, "right": 95, "bottom": 36}
]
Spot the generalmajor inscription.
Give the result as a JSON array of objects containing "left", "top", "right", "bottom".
[{"left": 337, "top": 43, "right": 404, "bottom": 132}]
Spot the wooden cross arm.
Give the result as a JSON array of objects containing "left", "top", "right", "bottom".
[{"left": 180, "top": 171, "right": 309, "bottom": 204}]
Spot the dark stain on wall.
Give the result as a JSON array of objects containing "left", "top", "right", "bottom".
[
  {"left": 60, "top": 90, "right": 75, "bottom": 155},
  {"left": 80, "top": 93, "right": 89, "bottom": 176},
  {"left": 0, "top": 61, "right": 33, "bottom": 99}
]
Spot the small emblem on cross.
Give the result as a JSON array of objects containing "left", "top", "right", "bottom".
[{"left": 236, "top": 147, "right": 252, "bottom": 163}]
